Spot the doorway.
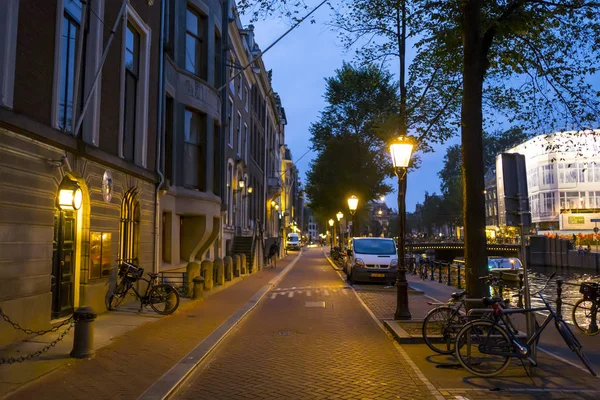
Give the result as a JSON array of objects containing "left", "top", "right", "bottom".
[{"left": 51, "top": 208, "right": 76, "bottom": 318}]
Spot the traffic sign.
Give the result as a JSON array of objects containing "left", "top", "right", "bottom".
[
  {"left": 594, "top": 227, "right": 599, "bottom": 233},
  {"left": 591, "top": 219, "right": 600, "bottom": 222}
]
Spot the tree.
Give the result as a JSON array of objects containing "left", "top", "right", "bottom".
[{"left": 306, "top": 63, "right": 399, "bottom": 225}]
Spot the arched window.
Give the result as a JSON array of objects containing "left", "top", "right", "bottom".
[{"left": 119, "top": 188, "right": 140, "bottom": 263}]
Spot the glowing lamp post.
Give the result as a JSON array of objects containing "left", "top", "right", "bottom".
[
  {"left": 336, "top": 211, "right": 344, "bottom": 250},
  {"left": 389, "top": 136, "right": 414, "bottom": 320},
  {"left": 58, "top": 181, "right": 83, "bottom": 211},
  {"left": 328, "top": 219, "right": 335, "bottom": 251},
  {"left": 347, "top": 195, "right": 358, "bottom": 237}
]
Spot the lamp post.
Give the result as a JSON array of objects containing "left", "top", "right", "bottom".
[
  {"left": 328, "top": 219, "right": 335, "bottom": 251},
  {"left": 389, "top": 136, "right": 414, "bottom": 320},
  {"left": 348, "top": 195, "right": 358, "bottom": 237},
  {"left": 336, "top": 211, "right": 344, "bottom": 250}
]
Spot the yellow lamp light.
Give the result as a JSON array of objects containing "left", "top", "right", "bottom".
[
  {"left": 336, "top": 211, "right": 343, "bottom": 221},
  {"left": 58, "top": 182, "right": 83, "bottom": 210},
  {"left": 389, "top": 136, "right": 414, "bottom": 169},
  {"left": 347, "top": 195, "right": 358, "bottom": 215},
  {"left": 275, "top": 204, "right": 279, "bottom": 210},
  {"left": 328, "top": 219, "right": 334, "bottom": 227},
  {"left": 239, "top": 180, "right": 245, "bottom": 189},
  {"left": 247, "top": 187, "right": 253, "bottom": 194}
]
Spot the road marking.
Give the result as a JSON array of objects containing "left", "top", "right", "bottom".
[
  {"left": 324, "top": 289, "right": 330, "bottom": 296},
  {"left": 305, "top": 301, "right": 326, "bottom": 308},
  {"left": 306, "top": 290, "right": 311, "bottom": 297},
  {"left": 288, "top": 291, "right": 294, "bottom": 298}
]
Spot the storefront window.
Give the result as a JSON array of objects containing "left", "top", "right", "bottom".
[{"left": 90, "top": 232, "right": 112, "bottom": 279}]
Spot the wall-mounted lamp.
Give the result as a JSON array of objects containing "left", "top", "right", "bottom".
[
  {"left": 58, "top": 180, "right": 83, "bottom": 210},
  {"left": 247, "top": 186, "right": 253, "bottom": 194}
]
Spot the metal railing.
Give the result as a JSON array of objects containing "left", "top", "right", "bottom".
[{"left": 159, "top": 271, "right": 187, "bottom": 295}]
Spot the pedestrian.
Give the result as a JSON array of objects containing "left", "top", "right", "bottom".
[{"left": 269, "top": 241, "right": 279, "bottom": 268}]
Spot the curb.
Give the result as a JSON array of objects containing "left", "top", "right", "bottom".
[{"left": 138, "top": 251, "right": 303, "bottom": 400}]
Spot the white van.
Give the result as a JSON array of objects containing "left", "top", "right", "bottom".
[
  {"left": 344, "top": 237, "right": 398, "bottom": 285},
  {"left": 286, "top": 233, "right": 300, "bottom": 251}
]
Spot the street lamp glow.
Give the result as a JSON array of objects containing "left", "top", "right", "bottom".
[
  {"left": 271, "top": 200, "right": 276, "bottom": 208},
  {"left": 328, "top": 219, "right": 334, "bottom": 227},
  {"left": 238, "top": 180, "right": 245, "bottom": 189},
  {"left": 275, "top": 204, "right": 279, "bottom": 210},
  {"left": 336, "top": 211, "right": 343, "bottom": 221},
  {"left": 247, "top": 186, "right": 253, "bottom": 194},
  {"left": 389, "top": 137, "right": 414, "bottom": 169},
  {"left": 380, "top": 196, "right": 385, "bottom": 202},
  {"left": 347, "top": 195, "right": 358, "bottom": 215},
  {"left": 58, "top": 183, "right": 83, "bottom": 211}
]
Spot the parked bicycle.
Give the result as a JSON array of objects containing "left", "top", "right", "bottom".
[
  {"left": 422, "top": 275, "right": 521, "bottom": 355},
  {"left": 106, "top": 261, "right": 180, "bottom": 315},
  {"left": 454, "top": 273, "right": 596, "bottom": 377},
  {"left": 572, "top": 281, "right": 600, "bottom": 336}
]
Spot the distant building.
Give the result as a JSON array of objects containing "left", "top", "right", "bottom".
[{"left": 367, "top": 200, "right": 397, "bottom": 237}]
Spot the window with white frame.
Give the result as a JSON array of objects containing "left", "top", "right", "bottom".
[
  {"left": 560, "top": 191, "right": 583, "bottom": 209},
  {"left": 243, "top": 123, "right": 248, "bottom": 161},
  {"left": 589, "top": 191, "right": 600, "bottom": 208},
  {"left": 120, "top": 7, "right": 150, "bottom": 167},
  {"left": 0, "top": 0, "right": 19, "bottom": 109},
  {"left": 185, "top": 6, "right": 206, "bottom": 78},
  {"left": 541, "top": 192, "right": 556, "bottom": 217},
  {"left": 228, "top": 97, "right": 234, "bottom": 147},
  {"left": 542, "top": 164, "right": 555, "bottom": 185},
  {"left": 588, "top": 162, "right": 600, "bottom": 183},
  {"left": 236, "top": 111, "right": 242, "bottom": 156},
  {"left": 237, "top": 75, "right": 242, "bottom": 98},
  {"left": 227, "top": 162, "right": 234, "bottom": 225},
  {"left": 578, "top": 163, "right": 587, "bottom": 183},
  {"left": 558, "top": 163, "right": 577, "bottom": 184},
  {"left": 57, "top": 0, "right": 84, "bottom": 131},
  {"left": 183, "top": 108, "right": 206, "bottom": 190},
  {"left": 244, "top": 87, "right": 249, "bottom": 111},
  {"left": 527, "top": 167, "right": 539, "bottom": 188}
]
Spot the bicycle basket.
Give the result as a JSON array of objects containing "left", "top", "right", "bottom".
[
  {"left": 118, "top": 262, "right": 144, "bottom": 281},
  {"left": 579, "top": 282, "right": 598, "bottom": 299}
]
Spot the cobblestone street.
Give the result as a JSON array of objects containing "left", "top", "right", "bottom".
[{"left": 174, "top": 248, "right": 435, "bottom": 400}]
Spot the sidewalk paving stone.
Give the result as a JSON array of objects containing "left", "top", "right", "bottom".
[{"left": 1, "top": 253, "right": 299, "bottom": 400}]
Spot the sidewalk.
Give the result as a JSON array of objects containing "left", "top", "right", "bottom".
[
  {"left": 357, "top": 274, "right": 600, "bottom": 399},
  {"left": 0, "top": 253, "right": 300, "bottom": 399}
]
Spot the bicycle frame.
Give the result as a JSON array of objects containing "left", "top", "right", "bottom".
[{"left": 121, "top": 276, "right": 155, "bottom": 303}]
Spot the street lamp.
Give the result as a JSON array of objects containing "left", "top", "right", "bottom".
[
  {"left": 328, "top": 219, "right": 335, "bottom": 251},
  {"left": 348, "top": 195, "right": 358, "bottom": 237},
  {"left": 247, "top": 186, "right": 253, "bottom": 194},
  {"left": 389, "top": 136, "right": 415, "bottom": 320},
  {"left": 336, "top": 211, "right": 344, "bottom": 250}
]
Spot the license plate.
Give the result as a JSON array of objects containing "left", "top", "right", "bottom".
[{"left": 371, "top": 273, "right": 385, "bottom": 278}]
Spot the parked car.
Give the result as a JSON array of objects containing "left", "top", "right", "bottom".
[
  {"left": 286, "top": 233, "right": 301, "bottom": 251},
  {"left": 344, "top": 237, "right": 398, "bottom": 285}
]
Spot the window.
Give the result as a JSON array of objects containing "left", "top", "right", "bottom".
[
  {"left": 185, "top": 7, "right": 206, "bottom": 78},
  {"left": 183, "top": 109, "right": 206, "bottom": 190},
  {"left": 89, "top": 232, "right": 112, "bottom": 279},
  {"left": 123, "top": 22, "right": 140, "bottom": 162},
  {"left": 588, "top": 163, "right": 600, "bottom": 183},
  {"left": 244, "top": 87, "right": 249, "bottom": 111},
  {"left": 560, "top": 191, "right": 582, "bottom": 210},
  {"left": 236, "top": 111, "right": 242, "bottom": 156},
  {"left": 541, "top": 192, "right": 556, "bottom": 217},
  {"left": 243, "top": 123, "right": 248, "bottom": 161},
  {"left": 120, "top": 8, "right": 150, "bottom": 167},
  {"left": 227, "top": 162, "right": 234, "bottom": 225},
  {"left": 542, "top": 164, "right": 555, "bottom": 185},
  {"left": 0, "top": 0, "right": 19, "bottom": 109},
  {"left": 58, "top": 0, "right": 84, "bottom": 131},
  {"left": 578, "top": 163, "right": 587, "bottom": 183},
  {"left": 527, "top": 167, "right": 539, "bottom": 188},
  {"left": 214, "top": 31, "right": 221, "bottom": 86},
  {"left": 590, "top": 191, "right": 600, "bottom": 208},
  {"left": 228, "top": 98, "right": 234, "bottom": 147},
  {"left": 237, "top": 75, "right": 243, "bottom": 98},
  {"left": 120, "top": 189, "right": 140, "bottom": 264},
  {"left": 529, "top": 193, "right": 540, "bottom": 219}
]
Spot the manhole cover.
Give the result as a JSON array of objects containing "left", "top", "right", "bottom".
[
  {"left": 278, "top": 331, "right": 291, "bottom": 336},
  {"left": 305, "top": 301, "right": 326, "bottom": 308}
]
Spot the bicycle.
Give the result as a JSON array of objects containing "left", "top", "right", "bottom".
[
  {"left": 454, "top": 273, "right": 597, "bottom": 377},
  {"left": 106, "top": 261, "right": 180, "bottom": 315},
  {"left": 422, "top": 275, "right": 524, "bottom": 355},
  {"left": 572, "top": 281, "right": 600, "bottom": 336}
]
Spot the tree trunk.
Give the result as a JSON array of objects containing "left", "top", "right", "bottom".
[{"left": 461, "top": 0, "right": 487, "bottom": 298}]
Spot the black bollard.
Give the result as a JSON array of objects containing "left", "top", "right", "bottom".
[
  {"left": 457, "top": 263, "right": 462, "bottom": 289},
  {"left": 430, "top": 261, "right": 435, "bottom": 281},
  {"left": 556, "top": 279, "right": 563, "bottom": 320},
  {"left": 447, "top": 263, "right": 452, "bottom": 286},
  {"left": 518, "top": 273, "right": 524, "bottom": 308},
  {"left": 70, "top": 307, "right": 97, "bottom": 359},
  {"left": 438, "top": 262, "right": 443, "bottom": 283}
]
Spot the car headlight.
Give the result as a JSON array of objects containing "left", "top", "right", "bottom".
[
  {"left": 355, "top": 258, "right": 365, "bottom": 267},
  {"left": 390, "top": 259, "right": 398, "bottom": 267}
]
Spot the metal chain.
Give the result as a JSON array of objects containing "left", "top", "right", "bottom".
[
  {"left": 0, "top": 319, "right": 75, "bottom": 365},
  {"left": 0, "top": 308, "right": 73, "bottom": 336}
]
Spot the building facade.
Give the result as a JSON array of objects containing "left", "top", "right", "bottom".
[{"left": 0, "top": 0, "right": 161, "bottom": 346}]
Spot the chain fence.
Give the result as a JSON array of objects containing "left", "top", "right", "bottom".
[{"left": 0, "top": 308, "right": 90, "bottom": 365}]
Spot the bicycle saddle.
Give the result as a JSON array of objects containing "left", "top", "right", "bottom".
[
  {"left": 148, "top": 272, "right": 159, "bottom": 279},
  {"left": 482, "top": 297, "right": 504, "bottom": 306},
  {"left": 451, "top": 291, "right": 467, "bottom": 300}
]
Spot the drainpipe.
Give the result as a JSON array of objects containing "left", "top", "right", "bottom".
[
  {"left": 219, "top": 0, "right": 231, "bottom": 255},
  {"left": 154, "top": 0, "right": 166, "bottom": 273}
]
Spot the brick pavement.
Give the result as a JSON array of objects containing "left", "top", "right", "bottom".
[
  {"left": 6, "top": 255, "right": 298, "bottom": 400},
  {"left": 353, "top": 274, "right": 600, "bottom": 400},
  {"left": 174, "top": 248, "right": 436, "bottom": 400}
]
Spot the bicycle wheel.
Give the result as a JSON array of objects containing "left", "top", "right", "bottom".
[
  {"left": 572, "top": 299, "right": 600, "bottom": 336},
  {"left": 455, "top": 320, "right": 512, "bottom": 377},
  {"left": 422, "top": 306, "right": 466, "bottom": 354},
  {"left": 149, "top": 284, "right": 180, "bottom": 315},
  {"left": 106, "top": 281, "right": 129, "bottom": 310}
]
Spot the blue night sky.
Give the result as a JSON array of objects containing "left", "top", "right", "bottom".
[{"left": 246, "top": 6, "right": 457, "bottom": 213}]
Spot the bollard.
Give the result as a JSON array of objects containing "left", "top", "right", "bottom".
[
  {"left": 457, "top": 263, "right": 462, "bottom": 289},
  {"left": 214, "top": 257, "right": 224, "bottom": 285},
  {"left": 590, "top": 301, "right": 599, "bottom": 335},
  {"left": 240, "top": 254, "right": 247, "bottom": 275},
  {"left": 447, "top": 263, "right": 452, "bottom": 286},
  {"left": 201, "top": 260, "right": 214, "bottom": 290},
  {"left": 186, "top": 262, "right": 201, "bottom": 297},
  {"left": 193, "top": 276, "right": 205, "bottom": 300},
  {"left": 518, "top": 273, "right": 524, "bottom": 308},
  {"left": 224, "top": 256, "right": 232, "bottom": 281},
  {"left": 556, "top": 279, "right": 563, "bottom": 320},
  {"left": 438, "top": 262, "right": 443, "bottom": 283},
  {"left": 430, "top": 261, "right": 435, "bottom": 281},
  {"left": 233, "top": 255, "right": 241, "bottom": 277},
  {"left": 498, "top": 272, "right": 505, "bottom": 299},
  {"left": 70, "top": 307, "right": 97, "bottom": 359}
]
